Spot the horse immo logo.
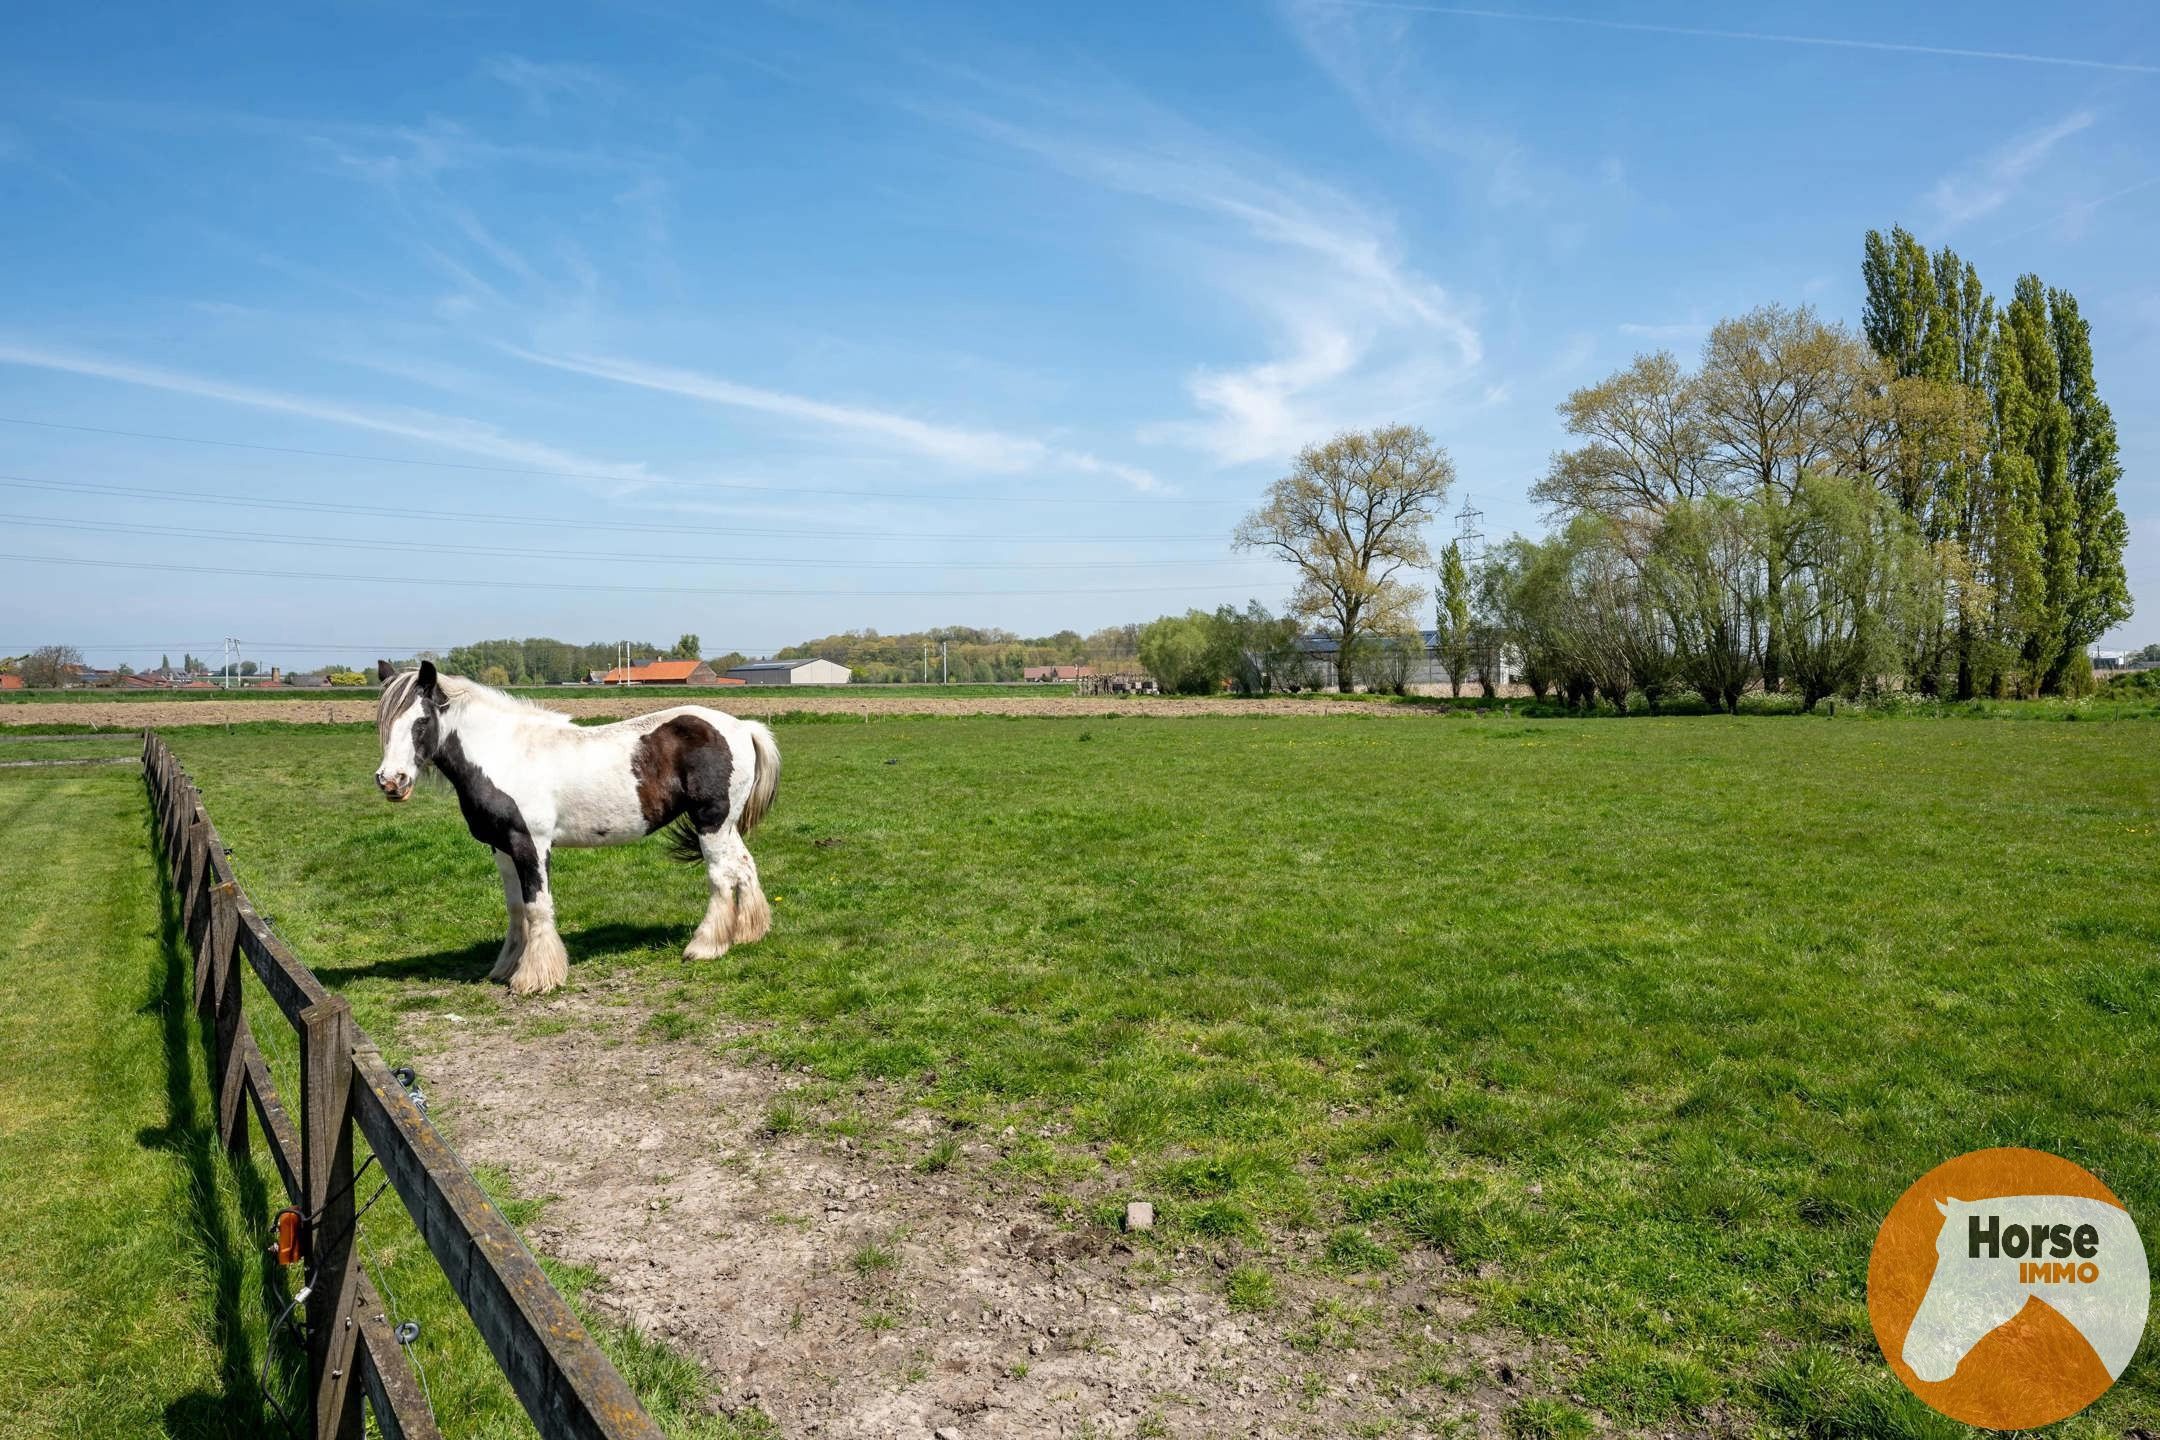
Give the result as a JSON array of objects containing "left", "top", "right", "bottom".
[{"left": 1869, "top": 1147, "right": 2150, "bottom": 1429}]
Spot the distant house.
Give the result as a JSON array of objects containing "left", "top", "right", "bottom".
[
  {"left": 1023, "top": 665, "right": 1094, "bottom": 682},
  {"left": 724, "top": 658, "right": 852, "bottom": 686},
  {"left": 593, "top": 659, "right": 739, "bottom": 686},
  {"left": 0, "top": 673, "right": 22, "bottom": 690}
]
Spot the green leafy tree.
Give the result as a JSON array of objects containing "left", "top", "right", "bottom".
[
  {"left": 1137, "top": 612, "right": 1221, "bottom": 694},
  {"left": 1533, "top": 350, "right": 1713, "bottom": 521},
  {"left": 1234, "top": 425, "right": 1454, "bottom": 692},
  {"left": 2045, "top": 288, "right": 2132, "bottom": 689},
  {"left": 1694, "top": 305, "right": 1873, "bottom": 695},
  {"left": 1435, "top": 542, "right": 1473, "bottom": 698},
  {"left": 671, "top": 634, "right": 702, "bottom": 660}
]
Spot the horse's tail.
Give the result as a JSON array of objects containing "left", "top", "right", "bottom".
[
  {"left": 739, "top": 721, "right": 780, "bottom": 835},
  {"left": 664, "top": 816, "right": 705, "bottom": 865}
]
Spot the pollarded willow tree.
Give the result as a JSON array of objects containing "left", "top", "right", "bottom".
[{"left": 1234, "top": 425, "right": 1454, "bottom": 692}]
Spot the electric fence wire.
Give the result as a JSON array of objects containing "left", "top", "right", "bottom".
[
  {"left": 257, "top": 1278, "right": 310, "bottom": 1440},
  {"left": 358, "top": 1195, "right": 440, "bottom": 1426}
]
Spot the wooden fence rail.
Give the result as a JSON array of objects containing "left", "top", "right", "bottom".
[{"left": 143, "top": 732, "right": 665, "bottom": 1440}]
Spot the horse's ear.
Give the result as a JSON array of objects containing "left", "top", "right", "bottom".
[
  {"left": 418, "top": 659, "right": 439, "bottom": 693},
  {"left": 1935, "top": 1199, "right": 1950, "bottom": 1216},
  {"left": 377, "top": 660, "right": 394, "bottom": 682}
]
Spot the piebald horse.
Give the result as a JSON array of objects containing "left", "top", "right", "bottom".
[{"left": 373, "top": 661, "right": 780, "bottom": 996}]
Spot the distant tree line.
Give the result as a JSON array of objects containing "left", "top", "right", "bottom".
[{"left": 774, "top": 625, "right": 1142, "bottom": 683}]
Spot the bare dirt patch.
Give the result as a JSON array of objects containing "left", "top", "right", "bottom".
[
  {"left": 406, "top": 989, "right": 1549, "bottom": 1438},
  {"left": 0, "top": 693, "right": 1495, "bottom": 731}
]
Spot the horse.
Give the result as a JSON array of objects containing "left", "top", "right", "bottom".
[
  {"left": 1902, "top": 1194, "right": 2147, "bottom": 1384},
  {"left": 372, "top": 660, "right": 780, "bottom": 996}
]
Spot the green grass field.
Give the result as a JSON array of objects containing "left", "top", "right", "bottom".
[
  {"left": 134, "top": 712, "right": 2158, "bottom": 1436},
  {"left": 0, "top": 754, "right": 768, "bottom": 1439},
  {"left": 0, "top": 761, "right": 291, "bottom": 1436}
]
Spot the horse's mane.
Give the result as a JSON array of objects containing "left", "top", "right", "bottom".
[{"left": 377, "top": 668, "right": 570, "bottom": 747}]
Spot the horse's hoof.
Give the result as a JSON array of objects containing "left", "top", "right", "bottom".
[{"left": 683, "top": 940, "right": 729, "bottom": 962}]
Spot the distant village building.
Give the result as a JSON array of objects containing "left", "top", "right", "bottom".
[
  {"left": 0, "top": 673, "right": 20, "bottom": 690},
  {"left": 724, "top": 658, "right": 852, "bottom": 686},
  {"left": 593, "top": 659, "right": 738, "bottom": 686},
  {"left": 1023, "top": 665, "right": 1095, "bottom": 682}
]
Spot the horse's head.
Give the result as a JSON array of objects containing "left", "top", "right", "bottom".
[
  {"left": 1903, "top": 1196, "right": 2028, "bottom": 1383},
  {"left": 375, "top": 659, "right": 447, "bottom": 802}
]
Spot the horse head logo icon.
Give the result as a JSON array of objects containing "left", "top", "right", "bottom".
[{"left": 1871, "top": 1150, "right": 2149, "bottom": 1429}]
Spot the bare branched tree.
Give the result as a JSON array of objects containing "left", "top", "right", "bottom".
[{"left": 22, "top": 644, "right": 84, "bottom": 689}]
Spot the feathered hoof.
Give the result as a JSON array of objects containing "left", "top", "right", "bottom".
[
  {"left": 683, "top": 937, "right": 731, "bottom": 962},
  {"left": 732, "top": 887, "right": 773, "bottom": 945},
  {"left": 507, "top": 930, "right": 568, "bottom": 996}
]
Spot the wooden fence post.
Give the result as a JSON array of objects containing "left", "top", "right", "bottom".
[
  {"left": 206, "top": 883, "right": 247, "bottom": 1159},
  {"left": 180, "top": 818, "right": 208, "bottom": 945},
  {"left": 301, "top": 997, "right": 363, "bottom": 1440}
]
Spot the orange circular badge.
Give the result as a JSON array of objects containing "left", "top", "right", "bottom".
[{"left": 1868, "top": 1147, "right": 2149, "bottom": 1428}]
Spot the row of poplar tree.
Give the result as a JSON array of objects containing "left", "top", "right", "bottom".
[{"left": 1431, "top": 227, "right": 2130, "bottom": 711}]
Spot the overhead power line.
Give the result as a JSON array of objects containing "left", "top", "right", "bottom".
[
  {"left": 0, "top": 474, "right": 1230, "bottom": 545},
  {"left": 0, "top": 414, "right": 1235, "bottom": 507}
]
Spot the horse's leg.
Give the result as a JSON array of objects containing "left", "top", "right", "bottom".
[
  {"left": 683, "top": 827, "right": 741, "bottom": 961},
  {"left": 509, "top": 838, "right": 569, "bottom": 996},
  {"left": 488, "top": 850, "right": 526, "bottom": 982},
  {"left": 730, "top": 828, "right": 772, "bottom": 946}
]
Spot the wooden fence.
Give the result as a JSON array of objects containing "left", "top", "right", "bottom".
[{"left": 144, "top": 732, "right": 665, "bottom": 1440}]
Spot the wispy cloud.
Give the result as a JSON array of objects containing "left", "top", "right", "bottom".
[
  {"left": 0, "top": 339, "right": 654, "bottom": 485},
  {"left": 948, "top": 103, "right": 1481, "bottom": 466},
  {"left": 504, "top": 347, "right": 1161, "bottom": 490},
  {"left": 1927, "top": 109, "right": 2095, "bottom": 228},
  {"left": 482, "top": 55, "right": 619, "bottom": 115},
  {"left": 1993, "top": 173, "right": 2160, "bottom": 244},
  {"left": 1279, "top": 0, "right": 1546, "bottom": 207},
  {"left": 1305, "top": 2, "right": 2160, "bottom": 75}
]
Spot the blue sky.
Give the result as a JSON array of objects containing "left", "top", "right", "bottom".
[{"left": 3, "top": 1, "right": 2156, "bottom": 670}]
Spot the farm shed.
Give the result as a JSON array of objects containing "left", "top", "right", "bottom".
[
  {"left": 1296, "top": 631, "right": 1514, "bottom": 690},
  {"left": 724, "top": 658, "right": 852, "bottom": 686},
  {"left": 1023, "top": 665, "right": 1094, "bottom": 681},
  {"left": 594, "top": 659, "right": 739, "bottom": 686}
]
